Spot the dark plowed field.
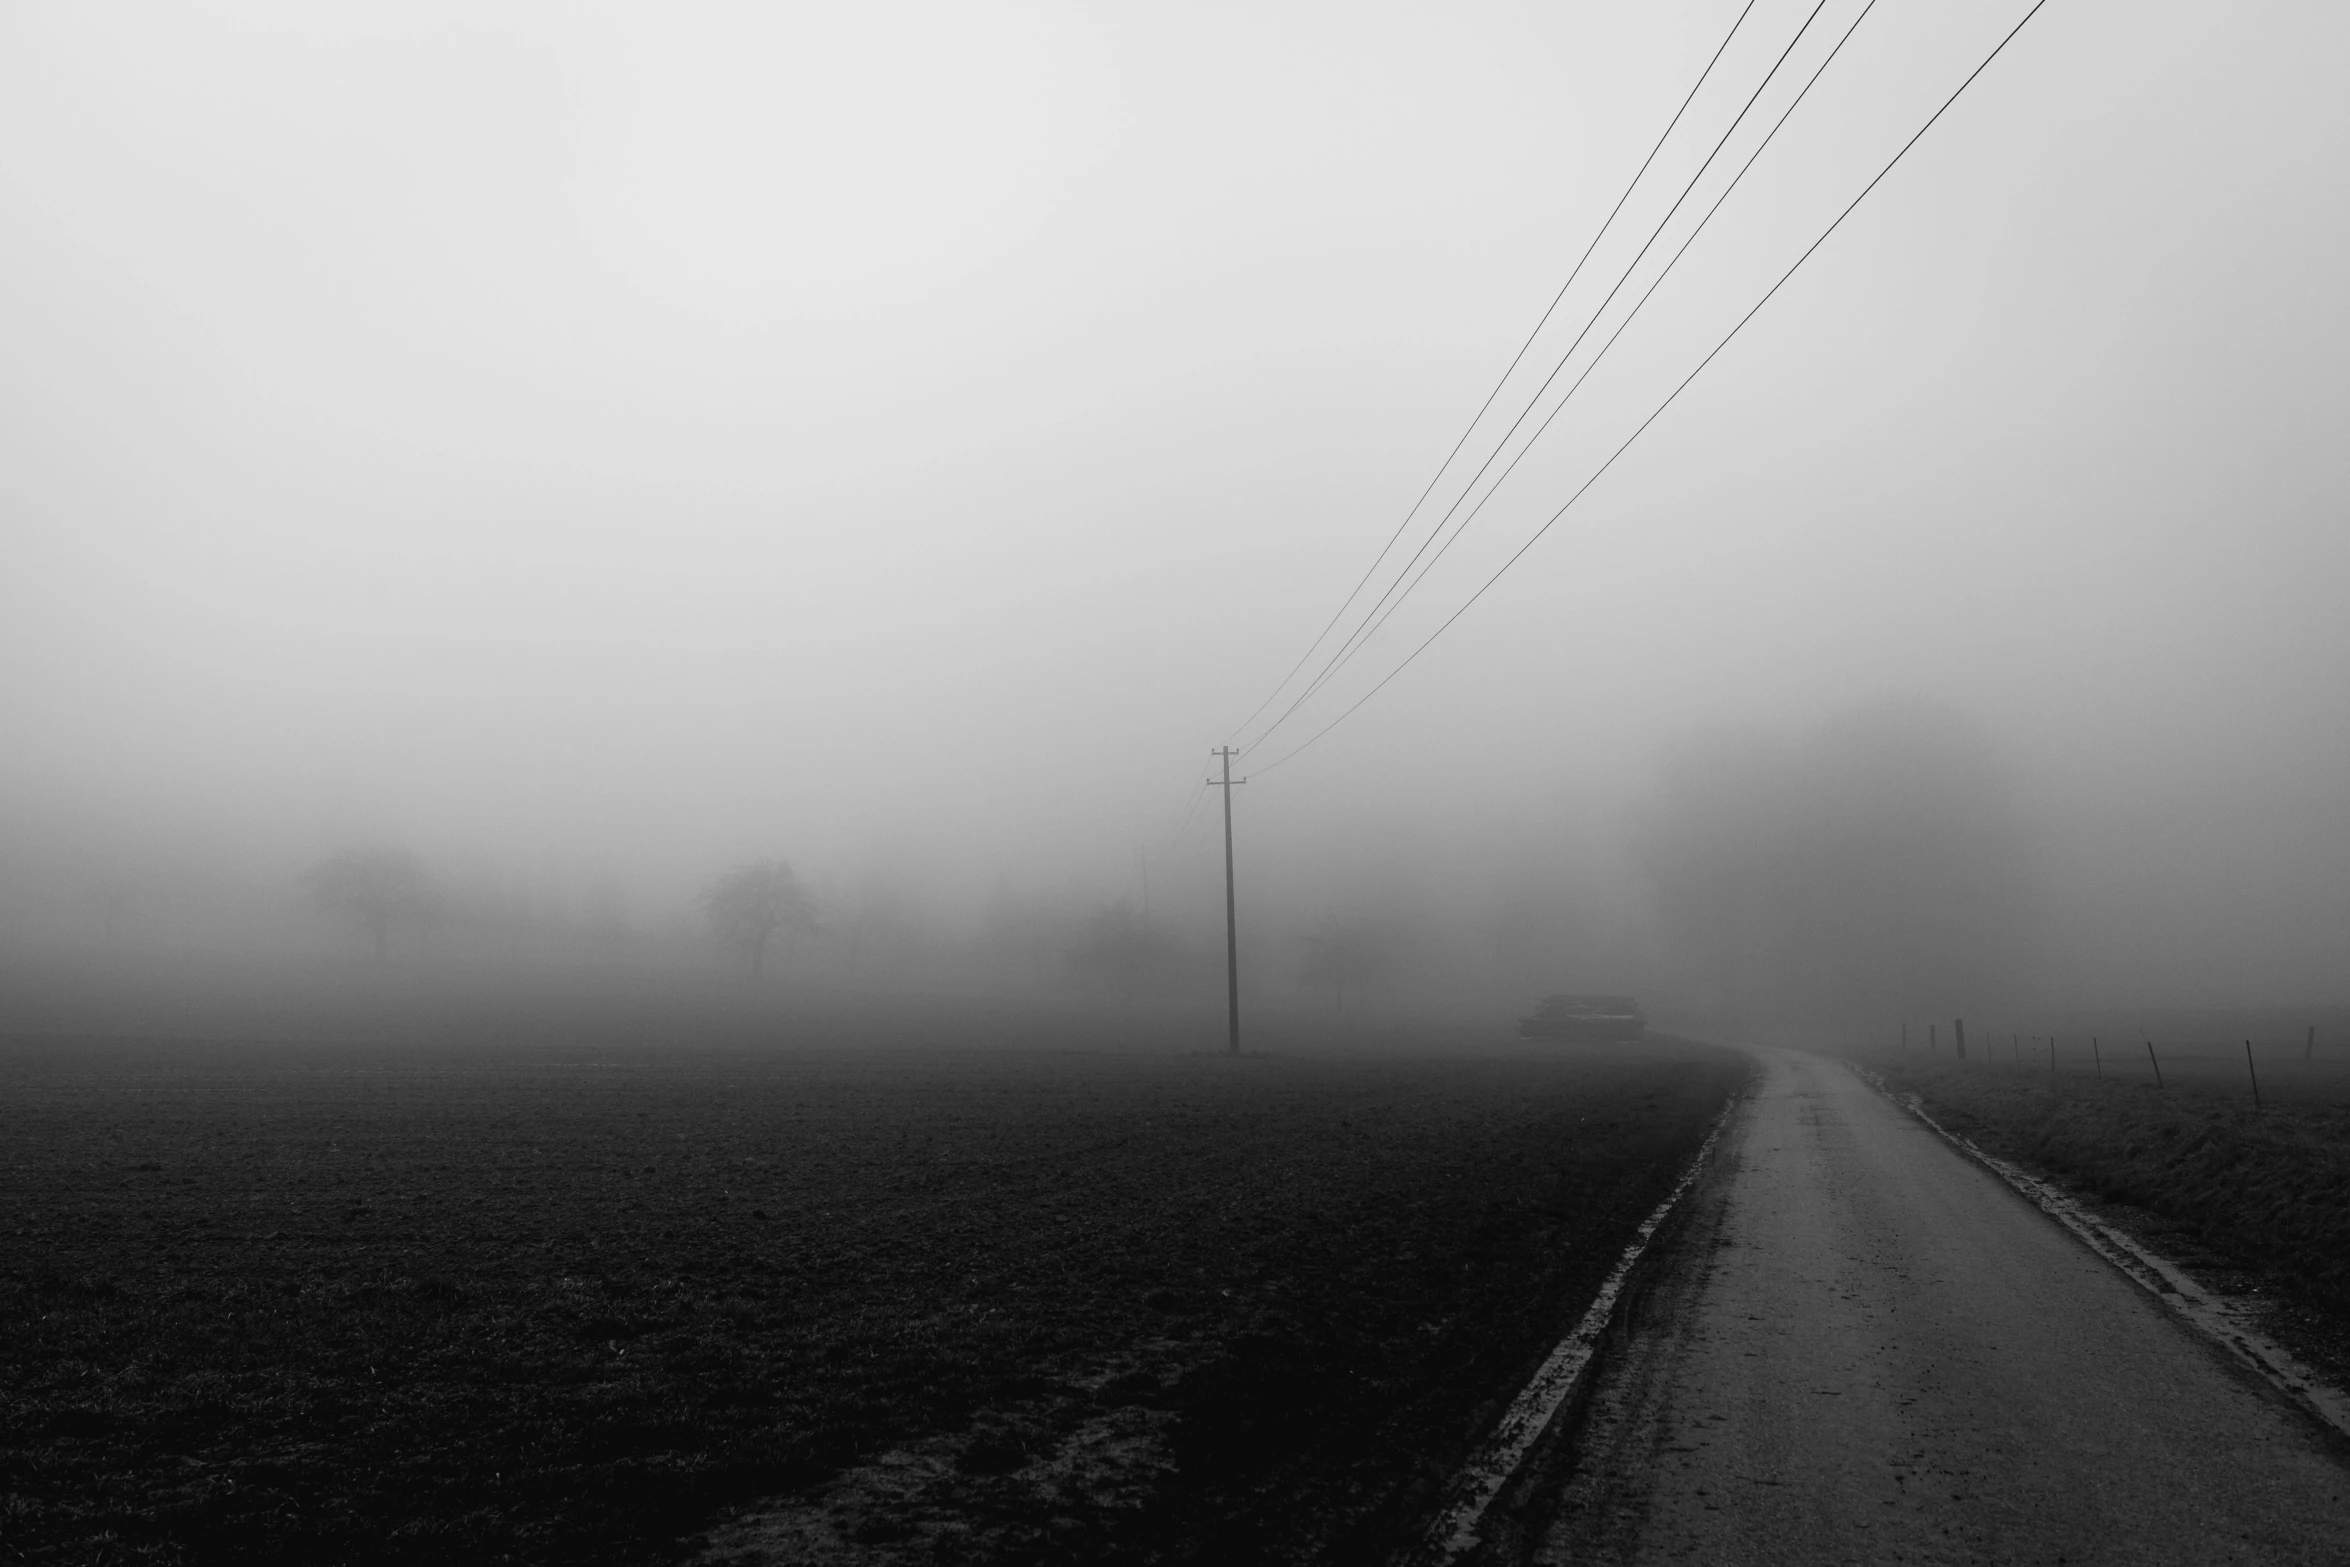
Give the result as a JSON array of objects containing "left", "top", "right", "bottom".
[{"left": 0, "top": 1033, "right": 1738, "bottom": 1564}]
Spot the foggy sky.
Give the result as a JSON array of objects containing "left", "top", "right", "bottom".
[{"left": 4, "top": 1, "right": 2345, "bottom": 1008}]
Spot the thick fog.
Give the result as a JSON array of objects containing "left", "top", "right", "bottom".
[{"left": 4, "top": 1, "right": 2344, "bottom": 1030}]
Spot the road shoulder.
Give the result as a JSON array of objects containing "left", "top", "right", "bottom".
[
  {"left": 1512, "top": 1047, "right": 2350, "bottom": 1567},
  {"left": 1499, "top": 1064, "right": 1752, "bottom": 1565},
  {"left": 1860, "top": 1060, "right": 2350, "bottom": 1447}
]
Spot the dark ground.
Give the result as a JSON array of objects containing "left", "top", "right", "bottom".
[{"left": 0, "top": 1020, "right": 1738, "bottom": 1565}]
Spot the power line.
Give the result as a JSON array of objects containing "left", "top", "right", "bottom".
[
  {"left": 1241, "top": 0, "right": 1834, "bottom": 756},
  {"left": 1167, "top": 776, "right": 1211, "bottom": 845},
  {"left": 1246, "top": 0, "right": 1834, "bottom": 754},
  {"left": 1266, "top": 0, "right": 1860, "bottom": 729},
  {"left": 1219, "top": 0, "right": 1763, "bottom": 745},
  {"left": 1255, "top": 0, "right": 2048, "bottom": 776},
  {"left": 1309, "top": 0, "right": 1888, "bottom": 690},
  {"left": 1248, "top": 0, "right": 2055, "bottom": 780}
]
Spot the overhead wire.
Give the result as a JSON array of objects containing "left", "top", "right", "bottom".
[
  {"left": 1240, "top": 0, "right": 1835, "bottom": 757},
  {"left": 1246, "top": 0, "right": 2055, "bottom": 779},
  {"left": 1218, "top": 0, "right": 1763, "bottom": 746},
  {"left": 1167, "top": 775, "right": 1211, "bottom": 846},
  {"left": 1306, "top": 0, "right": 1888, "bottom": 691}
]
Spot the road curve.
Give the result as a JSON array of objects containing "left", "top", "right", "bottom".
[{"left": 1528, "top": 1047, "right": 2350, "bottom": 1565}]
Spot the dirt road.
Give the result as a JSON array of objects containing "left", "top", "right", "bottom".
[{"left": 1528, "top": 1047, "right": 2350, "bottom": 1564}]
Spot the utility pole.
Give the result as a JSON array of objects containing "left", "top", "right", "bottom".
[{"left": 1209, "top": 746, "right": 1246, "bottom": 1055}]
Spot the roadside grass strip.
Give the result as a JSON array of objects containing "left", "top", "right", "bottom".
[
  {"left": 1852, "top": 1064, "right": 2350, "bottom": 1442},
  {"left": 1412, "top": 1095, "right": 1739, "bottom": 1567}
]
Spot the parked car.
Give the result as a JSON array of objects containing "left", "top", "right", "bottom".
[{"left": 1517, "top": 994, "right": 1646, "bottom": 1042}]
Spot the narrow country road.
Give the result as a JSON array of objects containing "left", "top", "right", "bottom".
[{"left": 1527, "top": 1047, "right": 2350, "bottom": 1565}]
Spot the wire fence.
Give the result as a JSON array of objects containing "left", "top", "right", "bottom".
[{"left": 1887, "top": 1027, "right": 2350, "bottom": 1105}]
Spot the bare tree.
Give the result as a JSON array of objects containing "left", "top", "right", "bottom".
[
  {"left": 1297, "top": 915, "right": 1392, "bottom": 1013},
  {"left": 698, "top": 859, "right": 815, "bottom": 977},
  {"left": 1065, "top": 900, "right": 1183, "bottom": 1004},
  {"left": 304, "top": 849, "right": 432, "bottom": 961}
]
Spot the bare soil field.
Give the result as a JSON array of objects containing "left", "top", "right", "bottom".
[{"left": 0, "top": 1023, "right": 1738, "bottom": 1565}]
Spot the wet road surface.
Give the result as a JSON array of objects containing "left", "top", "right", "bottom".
[{"left": 1529, "top": 1048, "right": 2350, "bottom": 1564}]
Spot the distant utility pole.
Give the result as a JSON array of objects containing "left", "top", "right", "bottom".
[{"left": 1209, "top": 746, "right": 1247, "bottom": 1055}]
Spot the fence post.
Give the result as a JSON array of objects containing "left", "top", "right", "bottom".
[
  {"left": 2246, "top": 1040, "right": 2263, "bottom": 1109},
  {"left": 1955, "top": 1018, "right": 1966, "bottom": 1060},
  {"left": 2049, "top": 1035, "right": 2056, "bottom": 1075},
  {"left": 2145, "top": 1038, "right": 2164, "bottom": 1089},
  {"left": 2092, "top": 1036, "right": 2102, "bottom": 1078}
]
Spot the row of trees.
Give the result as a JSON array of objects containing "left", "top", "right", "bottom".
[
  {"left": 295, "top": 696, "right": 2032, "bottom": 1022},
  {"left": 299, "top": 847, "right": 1403, "bottom": 1006},
  {"left": 301, "top": 850, "right": 820, "bottom": 974},
  {"left": 1061, "top": 901, "right": 1395, "bottom": 1008}
]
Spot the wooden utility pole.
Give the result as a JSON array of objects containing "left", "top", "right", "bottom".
[{"left": 1210, "top": 747, "right": 1247, "bottom": 1055}]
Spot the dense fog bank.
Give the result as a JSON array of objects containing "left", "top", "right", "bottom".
[
  {"left": 12, "top": 689, "right": 2329, "bottom": 1045},
  {"left": 5, "top": 3, "right": 2343, "bottom": 1040}
]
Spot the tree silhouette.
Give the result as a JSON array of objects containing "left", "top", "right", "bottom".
[
  {"left": 305, "top": 849, "right": 431, "bottom": 961},
  {"left": 698, "top": 859, "right": 815, "bottom": 977},
  {"left": 1634, "top": 697, "right": 2041, "bottom": 1030},
  {"left": 1297, "top": 915, "right": 1392, "bottom": 1012},
  {"left": 1065, "top": 901, "right": 1182, "bottom": 1004}
]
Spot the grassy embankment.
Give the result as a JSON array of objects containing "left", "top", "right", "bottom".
[{"left": 1880, "top": 1059, "right": 2350, "bottom": 1313}]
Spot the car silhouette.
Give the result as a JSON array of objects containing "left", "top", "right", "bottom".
[{"left": 1517, "top": 994, "right": 1646, "bottom": 1042}]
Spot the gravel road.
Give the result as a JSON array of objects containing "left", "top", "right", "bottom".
[{"left": 1528, "top": 1047, "right": 2350, "bottom": 1564}]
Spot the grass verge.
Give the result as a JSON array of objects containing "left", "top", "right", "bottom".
[{"left": 1878, "top": 1060, "right": 2350, "bottom": 1316}]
